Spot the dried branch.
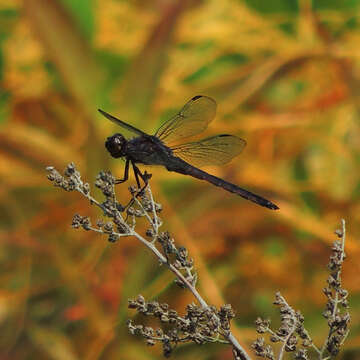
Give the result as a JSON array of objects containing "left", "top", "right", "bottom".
[
  {"left": 252, "top": 220, "right": 350, "bottom": 360},
  {"left": 46, "top": 163, "right": 251, "bottom": 360},
  {"left": 46, "top": 163, "right": 350, "bottom": 360}
]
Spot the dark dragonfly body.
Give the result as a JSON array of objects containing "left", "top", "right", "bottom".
[
  {"left": 165, "top": 157, "right": 277, "bottom": 210},
  {"left": 100, "top": 96, "right": 279, "bottom": 210}
]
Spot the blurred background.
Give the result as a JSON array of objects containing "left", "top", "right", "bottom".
[{"left": 1, "top": 0, "right": 359, "bottom": 359}]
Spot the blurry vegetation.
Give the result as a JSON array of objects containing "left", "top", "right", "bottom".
[{"left": 0, "top": 0, "right": 360, "bottom": 359}]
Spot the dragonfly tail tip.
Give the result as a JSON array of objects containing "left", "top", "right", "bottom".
[{"left": 268, "top": 203, "right": 279, "bottom": 210}]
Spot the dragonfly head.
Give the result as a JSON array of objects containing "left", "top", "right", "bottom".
[{"left": 105, "top": 133, "right": 126, "bottom": 158}]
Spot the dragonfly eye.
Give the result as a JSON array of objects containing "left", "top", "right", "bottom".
[{"left": 105, "top": 133, "right": 126, "bottom": 158}]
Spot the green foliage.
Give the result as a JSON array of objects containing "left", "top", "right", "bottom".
[
  {"left": 313, "top": 0, "right": 360, "bottom": 10},
  {"left": 243, "top": 0, "right": 299, "bottom": 14},
  {"left": 263, "top": 238, "right": 285, "bottom": 257},
  {"left": 60, "top": 0, "right": 95, "bottom": 40},
  {"left": 183, "top": 53, "right": 248, "bottom": 84}
]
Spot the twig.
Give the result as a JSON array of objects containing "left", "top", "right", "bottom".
[{"left": 46, "top": 163, "right": 251, "bottom": 360}]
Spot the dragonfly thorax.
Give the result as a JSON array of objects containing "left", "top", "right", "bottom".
[{"left": 105, "top": 133, "right": 127, "bottom": 158}]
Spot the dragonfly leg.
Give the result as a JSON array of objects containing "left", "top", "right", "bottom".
[
  {"left": 132, "top": 162, "right": 142, "bottom": 189},
  {"left": 138, "top": 172, "right": 152, "bottom": 195},
  {"left": 121, "top": 165, "right": 151, "bottom": 220},
  {"left": 132, "top": 163, "right": 152, "bottom": 195},
  {"left": 115, "top": 159, "right": 130, "bottom": 184}
]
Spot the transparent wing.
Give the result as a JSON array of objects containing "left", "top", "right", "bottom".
[
  {"left": 98, "top": 109, "right": 146, "bottom": 136},
  {"left": 171, "top": 134, "right": 246, "bottom": 167},
  {"left": 155, "top": 95, "right": 217, "bottom": 145}
]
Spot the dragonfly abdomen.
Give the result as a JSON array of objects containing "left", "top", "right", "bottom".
[{"left": 166, "top": 157, "right": 279, "bottom": 210}]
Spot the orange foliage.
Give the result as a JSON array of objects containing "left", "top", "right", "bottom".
[{"left": 0, "top": 0, "right": 359, "bottom": 358}]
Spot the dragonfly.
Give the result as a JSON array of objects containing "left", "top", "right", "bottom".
[{"left": 98, "top": 95, "right": 279, "bottom": 210}]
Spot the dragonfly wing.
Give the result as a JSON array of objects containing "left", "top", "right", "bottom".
[
  {"left": 172, "top": 134, "right": 246, "bottom": 167},
  {"left": 98, "top": 109, "right": 147, "bottom": 136},
  {"left": 155, "top": 95, "right": 217, "bottom": 145}
]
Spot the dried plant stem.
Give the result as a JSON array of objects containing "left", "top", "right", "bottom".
[
  {"left": 46, "top": 164, "right": 251, "bottom": 360},
  {"left": 116, "top": 187, "right": 250, "bottom": 359},
  {"left": 319, "top": 219, "right": 347, "bottom": 359},
  {"left": 253, "top": 219, "right": 350, "bottom": 360},
  {"left": 47, "top": 164, "right": 350, "bottom": 360}
]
